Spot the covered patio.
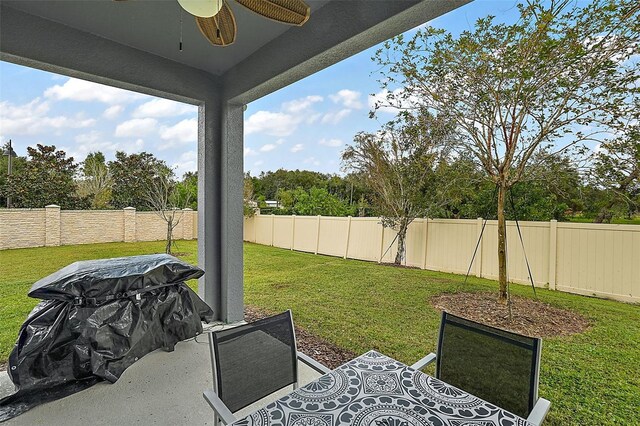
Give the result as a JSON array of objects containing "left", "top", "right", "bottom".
[
  {"left": 0, "top": 0, "right": 468, "bottom": 422},
  {"left": 0, "top": 0, "right": 468, "bottom": 323},
  {"left": 0, "top": 335, "right": 324, "bottom": 425}
]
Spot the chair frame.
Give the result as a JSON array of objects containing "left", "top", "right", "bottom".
[
  {"left": 202, "top": 310, "right": 331, "bottom": 425},
  {"left": 411, "top": 311, "right": 551, "bottom": 426}
]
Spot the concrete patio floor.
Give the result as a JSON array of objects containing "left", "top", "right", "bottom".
[{"left": 0, "top": 327, "right": 322, "bottom": 425}]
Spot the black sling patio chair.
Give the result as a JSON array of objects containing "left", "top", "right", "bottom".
[
  {"left": 412, "top": 311, "right": 551, "bottom": 426},
  {"left": 202, "top": 310, "right": 331, "bottom": 425}
]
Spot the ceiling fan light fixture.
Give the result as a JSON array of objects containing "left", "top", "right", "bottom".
[{"left": 177, "top": 0, "right": 222, "bottom": 18}]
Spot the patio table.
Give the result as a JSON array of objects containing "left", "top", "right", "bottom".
[{"left": 232, "top": 350, "right": 532, "bottom": 426}]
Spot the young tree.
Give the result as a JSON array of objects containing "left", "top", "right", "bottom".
[
  {"left": 4, "top": 144, "right": 88, "bottom": 209},
  {"left": 77, "top": 152, "right": 113, "bottom": 209},
  {"left": 372, "top": 0, "right": 639, "bottom": 300},
  {"left": 342, "top": 110, "right": 454, "bottom": 264},
  {"left": 144, "top": 167, "right": 190, "bottom": 255},
  {"left": 109, "top": 151, "right": 171, "bottom": 210}
]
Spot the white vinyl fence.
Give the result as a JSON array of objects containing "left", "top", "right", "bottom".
[{"left": 244, "top": 215, "right": 640, "bottom": 303}]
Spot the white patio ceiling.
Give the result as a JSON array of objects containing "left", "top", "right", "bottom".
[{"left": 2, "top": 0, "right": 332, "bottom": 76}]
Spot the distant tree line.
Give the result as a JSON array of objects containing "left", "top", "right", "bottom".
[
  {"left": 1, "top": 142, "right": 635, "bottom": 226},
  {"left": 0, "top": 143, "right": 197, "bottom": 212},
  {"left": 246, "top": 153, "right": 637, "bottom": 224}
]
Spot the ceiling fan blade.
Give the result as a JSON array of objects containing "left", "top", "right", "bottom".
[
  {"left": 196, "top": 1, "right": 237, "bottom": 46},
  {"left": 235, "top": 0, "right": 310, "bottom": 26}
]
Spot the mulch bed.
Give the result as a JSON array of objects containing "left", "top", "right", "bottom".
[
  {"left": 244, "top": 306, "right": 357, "bottom": 369},
  {"left": 431, "top": 292, "right": 591, "bottom": 338}
]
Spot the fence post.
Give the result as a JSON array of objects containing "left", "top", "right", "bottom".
[
  {"left": 123, "top": 207, "right": 136, "bottom": 242},
  {"left": 45, "top": 204, "right": 61, "bottom": 247},
  {"left": 253, "top": 214, "right": 258, "bottom": 243},
  {"left": 548, "top": 219, "right": 558, "bottom": 290},
  {"left": 422, "top": 218, "right": 429, "bottom": 269},
  {"left": 315, "top": 215, "right": 321, "bottom": 254},
  {"left": 271, "top": 214, "right": 275, "bottom": 246},
  {"left": 344, "top": 216, "right": 352, "bottom": 259},
  {"left": 475, "top": 217, "right": 484, "bottom": 277},
  {"left": 291, "top": 215, "right": 296, "bottom": 250},
  {"left": 379, "top": 220, "right": 385, "bottom": 263}
]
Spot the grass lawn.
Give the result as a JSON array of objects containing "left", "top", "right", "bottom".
[{"left": 1, "top": 241, "right": 639, "bottom": 425}]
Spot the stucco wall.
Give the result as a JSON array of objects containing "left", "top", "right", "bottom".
[{"left": 0, "top": 207, "right": 197, "bottom": 250}]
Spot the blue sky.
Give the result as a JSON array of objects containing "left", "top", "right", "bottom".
[{"left": 0, "top": 1, "right": 525, "bottom": 178}]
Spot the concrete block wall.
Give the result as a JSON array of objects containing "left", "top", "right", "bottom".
[
  {"left": 0, "top": 208, "right": 198, "bottom": 250},
  {"left": 0, "top": 208, "right": 46, "bottom": 249},
  {"left": 61, "top": 210, "right": 124, "bottom": 245}
]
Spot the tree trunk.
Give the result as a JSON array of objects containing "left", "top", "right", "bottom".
[
  {"left": 497, "top": 183, "right": 508, "bottom": 303},
  {"left": 166, "top": 218, "right": 173, "bottom": 255},
  {"left": 394, "top": 221, "right": 408, "bottom": 265}
]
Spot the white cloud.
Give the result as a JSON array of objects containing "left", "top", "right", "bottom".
[
  {"left": 160, "top": 118, "right": 197, "bottom": 142},
  {"left": 245, "top": 111, "right": 298, "bottom": 137},
  {"left": 172, "top": 150, "right": 198, "bottom": 177},
  {"left": 282, "top": 95, "right": 323, "bottom": 114},
  {"left": 103, "top": 105, "right": 124, "bottom": 120},
  {"left": 290, "top": 143, "right": 304, "bottom": 153},
  {"left": 321, "top": 109, "right": 351, "bottom": 125},
  {"left": 66, "top": 137, "right": 145, "bottom": 162},
  {"left": 158, "top": 118, "right": 198, "bottom": 150},
  {"left": 329, "top": 89, "right": 363, "bottom": 109},
  {"left": 303, "top": 156, "right": 321, "bottom": 166},
  {"left": 260, "top": 143, "right": 277, "bottom": 152},
  {"left": 244, "top": 147, "right": 258, "bottom": 157},
  {"left": 132, "top": 98, "right": 195, "bottom": 118},
  {"left": 45, "top": 78, "right": 145, "bottom": 104},
  {"left": 0, "top": 98, "right": 94, "bottom": 137},
  {"left": 114, "top": 118, "right": 158, "bottom": 138},
  {"left": 246, "top": 95, "right": 324, "bottom": 137},
  {"left": 319, "top": 138, "right": 343, "bottom": 147},
  {"left": 75, "top": 131, "right": 101, "bottom": 144},
  {"left": 276, "top": 139, "right": 286, "bottom": 145}
]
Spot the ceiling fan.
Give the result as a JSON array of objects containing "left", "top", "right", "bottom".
[{"left": 118, "top": 0, "right": 311, "bottom": 47}]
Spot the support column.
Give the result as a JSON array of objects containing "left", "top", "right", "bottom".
[
  {"left": 45, "top": 204, "right": 60, "bottom": 246},
  {"left": 198, "top": 96, "right": 244, "bottom": 323},
  {"left": 123, "top": 207, "right": 136, "bottom": 242}
]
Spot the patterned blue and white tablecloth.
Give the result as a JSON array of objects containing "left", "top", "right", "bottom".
[{"left": 233, "top": 350, "right": 532, "bottom": 426}]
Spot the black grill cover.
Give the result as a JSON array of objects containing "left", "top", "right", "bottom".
[{"left": 0, "top": 254, "right": 214, "bottom": 422}]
